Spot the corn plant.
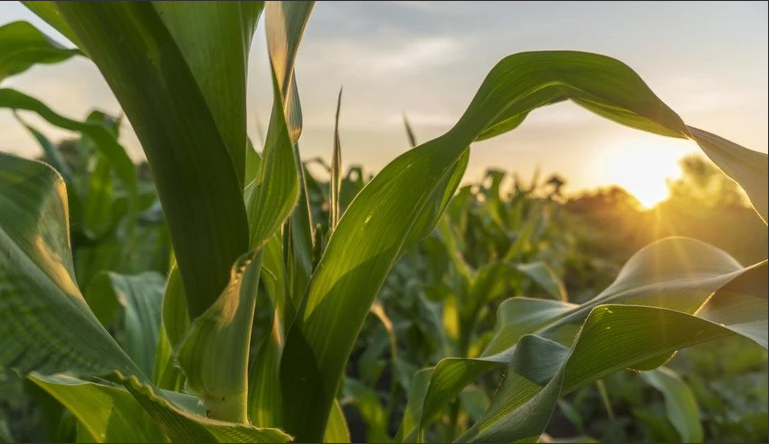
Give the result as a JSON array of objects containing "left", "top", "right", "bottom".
[{"left": 0, "top": 2, "right": 767, "bottom": 443}]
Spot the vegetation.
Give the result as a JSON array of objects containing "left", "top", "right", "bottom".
[{"left": 0, "top": 2, "right": 766, "bottom": 443}]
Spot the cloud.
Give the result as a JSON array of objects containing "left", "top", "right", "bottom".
[
  {"left": 392, "top": 1, "right": 437, "bottom": 12},
  {"left": 300, "top": 35, "right": 468, "bottom": 79}
]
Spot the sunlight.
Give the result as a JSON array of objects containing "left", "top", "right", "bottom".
[{"left": 600, "top": 137, "right": 694, "bottom": 209}]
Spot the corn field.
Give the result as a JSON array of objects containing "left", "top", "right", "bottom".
[{"left": 0, "top": 2, "right": 766, "bottom": 443}]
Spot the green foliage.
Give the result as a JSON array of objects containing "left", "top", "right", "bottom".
[{"left": 0, "top": 3, "right": 767, "bottom": 444}]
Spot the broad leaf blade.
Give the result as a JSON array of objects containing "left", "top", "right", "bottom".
[
  {"left": 152, "top": 1, "right": 265, "bottom": 187},
  {"left": 29, "top": 374, "right": 166, "bottom": 443},
  {"left": 119, "top": 373, "right": 291, "bottom": 443},
  {"left": 21, "top": 1, "right": 84, "bottom": 50},
  {"left": 398, "top": 238, "right": 765, "bottom": 441},
  {"left": 641, "top": 367, "right": 703, "bottom": 443},
  {"left": 0, "top": 88, "right": 136, "bottom": 199},
  {"left": 0, "top": 153, "right": 137, "bottom": 377},
  {"left": 56, "top": 2, "right": 250, "bottom": 319},
  {"left": 0, "top": 21, "right": 80, "bottom": 83},
  {"left": 265, "top": 1, "right": 315, "bottom": 143},
  {"left": 458, "top": 304, "right": 745, "bottom": 442},
  {"left": 85, "top": 272, "right": 165, "bottom": 377},
  {"left": 688, "top": 126, "right": 768, "bottom": 223},
  {"left": 282, "top": 48, "right": 769, "bottom": 442},
  {"left": 324, "top": 401, "right": 351, "bottom": 443}
]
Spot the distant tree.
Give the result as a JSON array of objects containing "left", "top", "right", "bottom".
[
  {"left": 563, "top": 185, "right": 641, "bottom": 214},
  {"left": 664, "top": 154, "right": 748, "bottom": 211}
]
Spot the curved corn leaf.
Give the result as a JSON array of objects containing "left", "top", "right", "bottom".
[
  {"left": 462, "top": 261, "right": 568, "bottom": 341},
  {"left": 0, "top": 152, "right": 138, "bottom": 377},
  {"left": 280, "top": 144, "right": 469, "bottom": 440},
  {"left": 29, "top": 373, "right": 166, "bottom": 443},
  {"left": 397, "top": 238, "right": 766, "bottom": 441},
  {"left": 687, "top": 127, "right": 768, "bottom": 223},
  {"left": 161, "top": 266, "right": 189, "bottom": 349},
  {"left": 20, "top": 2, "right": 84, "bottom": 50},
  {"left": 55, "top": 2, "right": 250, "bottom": 319},
  {"left": 482, "top": 298, "right": 577, "bottom": 358},
  {"left": 457, "top": 299, "right": 762, "bottom": 442},
  {"left": 265, "top": 1, "right": 314, "bottom": 143},
  {"left": 0, "top": 20, "right": 80, "bottom": 83},
  {"left": 279, "top": 49, "right": 767, "bottom": 441},
  {"left": 177, "top": 251, "right": 262, "bottom": 423},
  {"left": 253, "top": 2, "right": 315, "bottom": 315},
  {"left": 31, "top": 372, "right": 291, "bottom": 443},
  {"left": 85, "top": 271, "right": 165, "bottom": 378},
  {"left": 12, "top": 112, "right": 80, "bottom": 210},
  {"left": 0, "top": 88, "right": 136, "bottom": 198},
  {"left": 245, "top": 75, "right": 299, "bottom": 249},
  {"left": 516, "top": 262, "right": 567, "bottom": 301},
  {"left": 118, "top": 372, "right": 291, "bottom": 443},
  {"left": 641, "top": 367, "right": 703, "bottom": 443}
]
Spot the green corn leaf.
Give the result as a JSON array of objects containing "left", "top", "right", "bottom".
[
  {"left": 285, "top": 146, "right": 315, "bottom": 313},
  {"left": 85, "top": 272, "right": 165, "bottom": 378},
  {"left": 254, "top": 2, "right": 316, "bottom": 315},
  {"left": 20, "top": 2, "right": 84, "bottom": 50},
  {"left": 482, "top": 298, "right": 578, "bottom": 357},
  {"left": 0, "top": 21, "right": 80, "bottom": 83},
  {"left": 29, "top": 373, "right": 166, "bottom": 443},
  {"left": 152, "top": 324, "right": 185, "bottom": 392},
  {"left": 119, "top": 372, "right": 291, "bottom": 443},
  {"left": 280, "top": 142, "right": 469, "bottom": 440},
  {"left": 248, "top": 311, "right": 283, "bottom": 427},
  {"left": 0, "top": 152, "right": 138, "bottom": 377},
  {"left": 324, "top": 400, "right": 351, "bottom": 443},
  {"left": 55, "top": 1, "right": 250, "bottom": 319},
  {"left": 160, "top": 266, "right": 189, "bottom": 349},
  {"left": 330, "top": 88, "right": 343, "bottom": 232},
  {"left": 457, "top": 300, "right": 759, "bottom": 443},
  {"left": 687, "top": 126, "right": 768, "bottom": 223},
  {"left": 152, "top": 1, "right": 265, "bottom": 187},
  {"left": 12, "top": 113, "right": 74, "bottom": 186},
  {"left": 81, "top": 155, "right": 115, "bottom": 240},
  {"left": 641, "top": 367, "right": 703, "bottom": 443},
  {"left": 265, "top": 1, "right": 315, "bottom": 143},
  {"left": 31, "top": 372, "right": 291, "bottom": 443},
  {"left": 516, "top": 262, "right": 568, "bottom": 301},
  {"left": 463, "top": 261, "right": 568, "bottom": 341},
  {"left": 260, "top": 231, "right": 292, "bottom": 320},
  {"left": 403, "top": 114, "right": 418, "bottom": 148},
  {"left": 0, "top": 88, "right": 136, "bottom": 200},
  {"left": 246, "top": 138, "right": 262, "bottom": 185},
  {"left": 397, "top": 238, "right": 766, "bottom": 441},
  {"left": 177, "top": 251, "right": 263, "bottom": 423},
  {"left": 280, "top": 50, "right": 765, "bottom": 441},
  {"left": 245, "top": 77, "right": 299, "bottom": 249}
]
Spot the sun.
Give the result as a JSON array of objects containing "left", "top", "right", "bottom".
[{"left": 600, "top": 137, "right": 693, "bottom": 209}]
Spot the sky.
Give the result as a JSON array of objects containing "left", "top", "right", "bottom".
[{"left": 1, "top": 1, "right": 767, "bottom": 207}]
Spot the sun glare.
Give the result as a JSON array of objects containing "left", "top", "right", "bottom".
[{"left": 600, "top": 138, "right": 693, "bottom": 209}]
